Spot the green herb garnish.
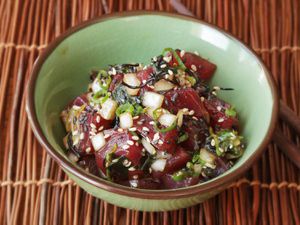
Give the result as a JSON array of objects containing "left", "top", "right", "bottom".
[
  {"left": 154, "top": 121, "right": 177, "bottom": 133},
  {"left": 162, "top": 48, "right": 186, "bottom": 70},
  {"left": 177, "top": 132, "right": 189, "bottom": 143},
  {"left": 186, "top": 76, "right": 196, "bottom": 86},
  {"left": 225, "top": 106, "right": 237, "bottom": 117}
]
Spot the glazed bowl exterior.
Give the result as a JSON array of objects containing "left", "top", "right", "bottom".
[{"left": 26, "top": 11, "right": 278, "bottom": 211}]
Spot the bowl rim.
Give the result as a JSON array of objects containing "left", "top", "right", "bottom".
[{"left": 26, "top": 11, "right": 279, "bottom": 199}]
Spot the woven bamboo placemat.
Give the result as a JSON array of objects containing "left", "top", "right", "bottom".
[{"left": 0, "top": 0, "right": 299, "bottom": 224}]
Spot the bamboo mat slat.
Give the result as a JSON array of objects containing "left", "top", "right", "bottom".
[{"left": 0, "top": 0, "right": 299, "bottom": 225}]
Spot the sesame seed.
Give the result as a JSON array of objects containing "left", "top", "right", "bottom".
[
  {"left": 90, "top": 123, "right": 96, "bottom": 129},
  {"left": 153, "top": 56, "right": 157, "bottom": 62},
  {"left": 189, "top": 110, "right": 195, "bottom": 115},
  {"left": 133, "top": 175, "right": 138, "bottom": 180},
  {"left": 191, "top": 64, "right": 197, "bottom": 71},
  {"left": 168, "top": 69, "right": 173, "bottom": 75},
  {"left": 137, "top": 121, "right": 143, "bottom": 125},
  {"left": 98, "top": 126, "right": 104, "bottom": 131},
  {"left": 180, "top": 50, "right": 185, "bottom": 57},
  {"left": 129, "top": 127, "right": 137, "bottom": 131},
  {"left": 118, "top": 128, "right": 124, "bottom": 132},
  {"left": 112, "top": 158, "right": 119, "bottom": 163},
  {"left": 194, "top": 51, "right": 199, "bottom": 56},
  {"left": 158, "top": 140, "right": 163, "bottom": 145},
  {"left": 218, "top": 118, "right": 224, "bottom": 123},
  {"left": 229, "top": 144, "right": 233, "bottom": 149},
  {"left": 149, "top": 168, "right": 152, "bottom": 173},
  {"left": 127, "top": 140, "right": 134, "bottom": 145},
  {"left": 135, "top": 142, "right": 139, "bottom": 146},
  {"left": 165, "top": 74, "right": 170, "bottom": 79},
  {"left": 96, "top": 116, "right": 100, "bottom": 123},
  {"left": 217, "top": 106, "right": 222, "bottom": 111},
  {"left": 149, "top": 121, "right": 155, "bottom": 125},
  {"left": 123, "top": 159, "right": 131, "bottom": 167},
  {"left": 132, "top": 136, "right": 139, "bottom": 141},
  {"left": 212, "top": 91, "right": 217, "bottom": 96},
  {"left": 72, "top": 130, "right": 79, "bottom": 136},
  {"left": 133, "top": 116, "right": 139, "bottom": 120},
  {"left": 122, "top": 145, "right": 130, "bottom": 150},
  {"left": 86, "top": 147, "right": 91, "bottom": 153},
  {"left": 213, "top": 86, "right": 220, "bottom": 91},
  {"left": 192, "top": 116, "right": 198, "bottom": 121},
  {"left": 149, "top": 85, "right": 154, "bottom": 89},
  {"left": 200, "top": 97, "right": 205, "bottom": 102},
  {"left": 128, "top": 167, "right": 136, "bottom": 171},
  {"left": 219, "top": 148, "right": 224, "bottom": 152},
  {"left": 211, "top": 139, "right": 215, "bottom": 146},
  {"left": 160, "top": 64, "right": 167, "bottom": 68},
  {"left": 142, "top": 127, "right": 149, "bottom": 132}
]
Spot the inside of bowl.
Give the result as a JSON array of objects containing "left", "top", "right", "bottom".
[{"left": 34, "top": 14, "right": 275, "bottom": 187}]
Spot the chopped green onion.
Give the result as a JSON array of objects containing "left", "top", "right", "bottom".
[
  {"left": 186, "top": 76, "right": 196, "bottom": 86},
  {"left": 97, "top": 70, "right": 109, "bottom": 78},
  {"left": 100, "top": 92, "right": 110, "bottom": 104},
  {"left": 177, "top": 132, "right": 189, "bottom": 143},
  {"left": 209, "top": 127, "right": 222, "bottom": 156},
  {"left": 153, "top": 108, "right": 163, "bottom": 121},
  {"left": 225, "top": 106, "right": 237, "bottom": 117},
  {"left": 116, "top": 103, "right": 145, "bottom": 117},
  {"left": 162, "top": 48, "right": 186, "bottom": 70},
  {"left": 172, "top": 171, "right": 185, "bottom": 181},
  {"left": 105, "top": 144, "right": 118, "bottom": 180},
  {"left": 116, "top": 103, "right": 135, "bottom": 116},
  {"left": 154, "top": 121, "right": 177, "bottom": 133}
]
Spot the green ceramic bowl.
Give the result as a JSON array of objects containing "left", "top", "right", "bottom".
[{"left": 26, "top": 11, "right": 278, "bottom": 211}]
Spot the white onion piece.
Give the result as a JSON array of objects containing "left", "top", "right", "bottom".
[
  {"left": 142, "top": 91, "right": 164, "bottom": 109},
  {"left": 141, "top": 138, "right": 156, "bottom": 155},
  {"left": 151, "top": 159, "right": 167, "bottom": 172},
  {"left": 91, "top": 132, "right": 106, "bottom": 151},
  {"left": 99, "top": 98, "right": 118, "bottom": 120},
  {"left": 200, "top": 148, "right": 216, "bottom": 164},
  {"left": 123, "top": 73, "right": 141, "bottom": 96},
  {"left": 154, "top": 79, "right": 175, "bottom": 92},
  {"left": 91, "top": 80, "right": 102, "bottom": 93},
  {"left": 119, "top": 112, "right": 133, "bottom": 129},
  {"left": 158, "top": 113, "right": 177, "bottom": 127}
]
